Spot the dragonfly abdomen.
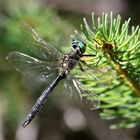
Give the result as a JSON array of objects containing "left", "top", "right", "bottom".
[{"left": 22, "top": 75, "right": 64, "bottom": 127}]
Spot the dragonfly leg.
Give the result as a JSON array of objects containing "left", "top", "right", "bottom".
[
  {"left": 78, "top": 62, "right": 86, "bottom": 72},
  {"left": 80, "top": 59, "right": 87, "bottom": 64},
  {"left": 81, "top": 54, "right": 96, "bottom": 57},
  {"left": 79, "top": 60, "right": 94, "bottom": 72},
  {"left": 80, "top": 60, "right": 93, "bottom": 68}
]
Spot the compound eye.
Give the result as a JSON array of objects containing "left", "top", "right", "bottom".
[
  {"left": 82, "top": 41, "right": 86, "bottom": 46},
  {"left": 73, "top": 44, "right": 78, "bottom": 49}
]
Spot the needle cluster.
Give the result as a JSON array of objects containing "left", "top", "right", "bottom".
[{"left": 77, "top": 12, "right": 140, "bottom": 128}]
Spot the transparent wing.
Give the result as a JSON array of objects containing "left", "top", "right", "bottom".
[
  {"left": 79, "top": 60, "right": 110, "bottom": 81},
  {"left": 6, "top": 51, "right": 59, "bottom": 83},
  {"left": 21, "top": 23, "right": 62, "bottom": 62},
  {"left": 72, "top": 78, "right": 100, "bottom": 110},
  {"left": 64, "top": 74, "right": 100, "bottom": 110}
]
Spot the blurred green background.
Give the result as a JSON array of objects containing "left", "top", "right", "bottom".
[{"left": 0, "top": 0, "right": 140, "bottom": 140}]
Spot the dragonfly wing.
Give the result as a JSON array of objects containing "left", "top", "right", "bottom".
[
  {"left": 21, "top": 23, "right": 62, "bottom": 62},
  {"left": 72, "top": 78, "right": 100, "bottom": 110},
  {"left": 79, "top": 61, "right": 110, "bottom": 81},
  {"left": 6, "top": 51, "right": 59, "bottom": 83},
  {"left": 65, "top": 74, "right": 100, "bottom": 110}
]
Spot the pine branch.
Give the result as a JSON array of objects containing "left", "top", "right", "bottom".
[{"left": 75, "top": 12, "right": 140, "bottom": 128}]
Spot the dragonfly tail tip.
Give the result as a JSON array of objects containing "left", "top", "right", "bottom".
[{"left": 22, "top": 120, "right": 29, "bottom": 127}]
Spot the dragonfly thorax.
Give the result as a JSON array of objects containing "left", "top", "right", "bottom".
[
  {"left": 59, "top": 40, "right": 86, "bottom": 77},
  {"left": 59, "top": 51, "right": 80, "bottom": 76}
]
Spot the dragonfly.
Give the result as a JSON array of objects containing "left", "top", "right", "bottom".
[{"left": 6, "top": 24, "right": 100, "bottom": 127}]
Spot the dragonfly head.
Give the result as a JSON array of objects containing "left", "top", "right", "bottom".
[{"left": 72, "top": 40, "right": 86, "bottom": 54}]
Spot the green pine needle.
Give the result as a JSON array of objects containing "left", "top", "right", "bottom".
[{"left": 75, "top": 12, "right": 140, "bottom": 129}]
